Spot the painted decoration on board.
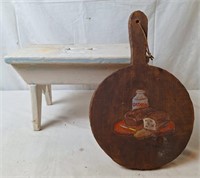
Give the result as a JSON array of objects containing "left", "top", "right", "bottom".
[{"left": 114, "top": 90, "right": 175, "bottom": 140}]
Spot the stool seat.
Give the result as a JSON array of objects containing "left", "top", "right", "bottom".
[
  {"left": 5, "top": 44, "right": 130, "bottom": 64},
  {"left": 4, "top": 43, "right": 131, "bottom": 131}
]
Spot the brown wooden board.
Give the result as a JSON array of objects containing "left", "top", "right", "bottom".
[{"left": 89, "top": 11, "right": 194, "bottom": 170}]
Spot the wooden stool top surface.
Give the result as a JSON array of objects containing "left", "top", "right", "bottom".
[{"left": 5, "top": 44, "right": 130, "bottom": 64}]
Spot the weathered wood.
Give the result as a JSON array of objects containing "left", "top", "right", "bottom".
[
  {"left": 30, "top": 84, "right": 42, "bottom": 131},
  {"left": 128, "top": 10, "right": 147, "bottom": 65},
  {"left": 90, "top": 11, "right": 194, "bottom": 170},
  {"left": 11, "top": 63, "right": 129, "bottom": 85},
  {"left": 5, "top": 44, "right": 130, "bottom": 85},
  {"left": 42, "top": 84, "right": 52, "bottom": 105},
  {"left": 5, "top": 44, "right": 131, "bottom": 130},
  {"left": 30, "top": 84, "right": 53, "bottom": 130},
  {"left": 4, "top": 44, "right": 130, "bottom": 64}
]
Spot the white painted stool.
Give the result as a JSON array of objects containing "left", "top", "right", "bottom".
[{"left": 5, "top": 44, "right": 130, "bottom": 131}]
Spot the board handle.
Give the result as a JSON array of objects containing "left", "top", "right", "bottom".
[{"left": 129, "top": 11, "right": 153, "bottom": 66}]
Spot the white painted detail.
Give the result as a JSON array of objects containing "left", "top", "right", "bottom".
[
  {"left": 132, "top": 90, "right": 149, "bottom": 110},
  {"left": 143, "top": 118, "right": 156, "bottom": 131}
]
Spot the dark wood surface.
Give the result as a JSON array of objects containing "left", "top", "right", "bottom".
[{"left": 90, "top": 11, "right": 194, "bottom": 170}]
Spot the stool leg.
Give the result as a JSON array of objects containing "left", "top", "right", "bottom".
[
  {"left": 42, "top": 85, "right": 52, "bottom": 105},
  {"left": 30, "top": 84, "right": 42, "bottom": 131}
]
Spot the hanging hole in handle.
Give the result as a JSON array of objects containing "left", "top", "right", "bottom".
[{"left": 135, "top": 19, "right": 140, "bottom": 23}]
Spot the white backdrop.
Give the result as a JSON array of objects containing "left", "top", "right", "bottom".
[{"left": 1, "top": 0, "right": 200, "bottom": 90}]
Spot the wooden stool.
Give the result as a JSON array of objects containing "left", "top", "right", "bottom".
[{"left": 5, "top": 44, "right": 130, "bottom": 131}]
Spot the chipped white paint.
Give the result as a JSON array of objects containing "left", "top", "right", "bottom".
[
  {"left": 5, "top": 44, "right": 130, "bottom": 130},
  {"left": 31, "top": 84, "right": 52, "bottom": 131},
  {"left": 30, "top": 84, "right": 42, "bottom": 131},
  {"left": 5, "top": 44, "right": 130, "bottom": 64},
  {"left": 42, "top": 84, "right": 52, "bottom": 105}
]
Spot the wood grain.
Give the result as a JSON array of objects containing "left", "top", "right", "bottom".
[{"left": 90, "top": 11, "right": 194, "bottom": 170}]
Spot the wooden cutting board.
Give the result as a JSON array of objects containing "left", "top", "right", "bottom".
[{"left": 90, "top": 11, "right": 194, "bottom": 170}]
